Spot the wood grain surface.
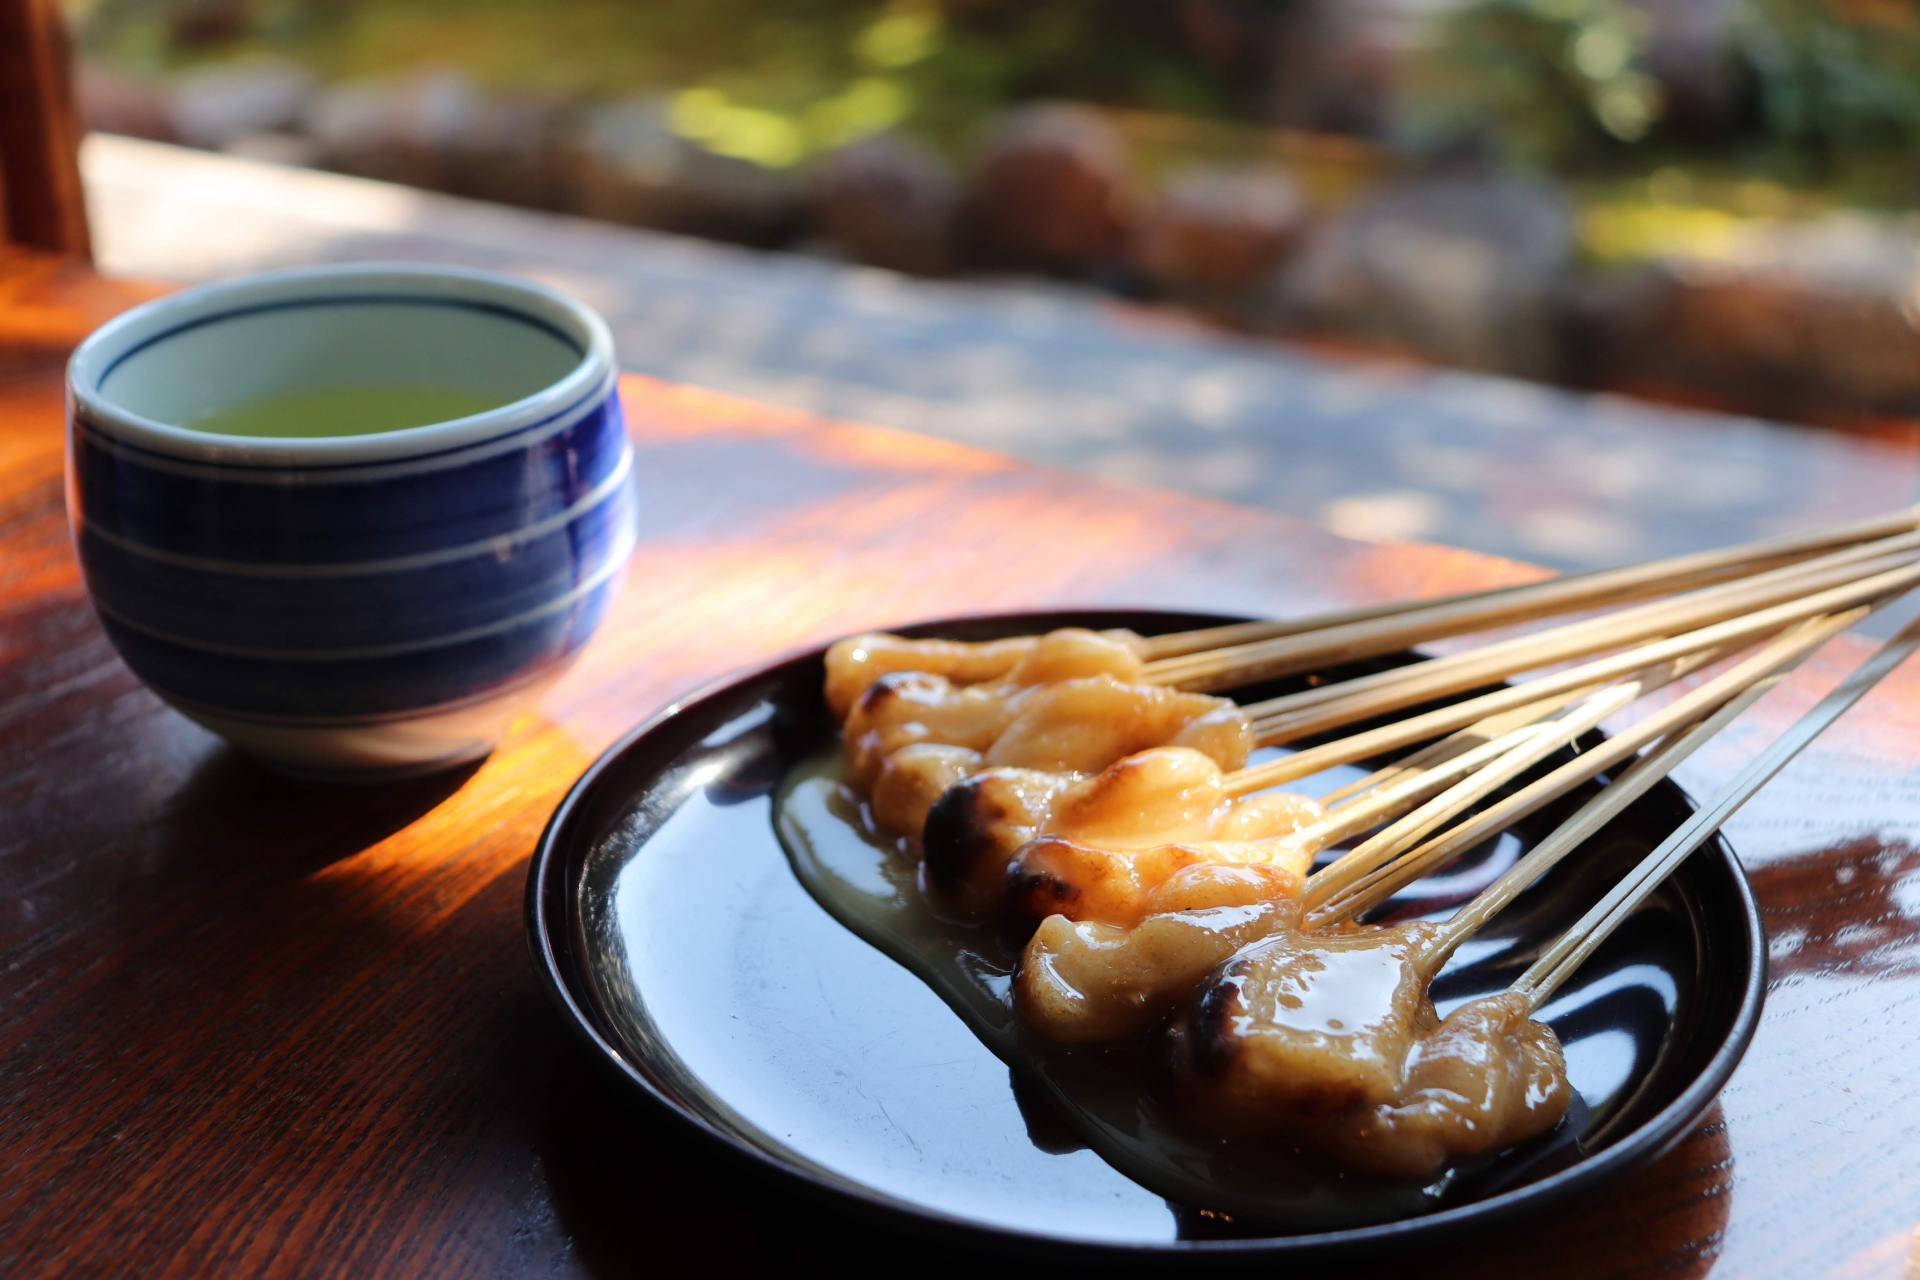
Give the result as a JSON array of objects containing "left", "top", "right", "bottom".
[{"left": 3, "top": 256, "right": 1918, "bottom": 1278}]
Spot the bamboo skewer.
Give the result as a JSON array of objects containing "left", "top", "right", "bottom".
[
  {"left": 1426, "top": 673, "right": 1785, "bottom": 965},
  {"left": 1307, "top": 609, "right": 1863, "bottom": 925},
  {"left": 1244, "top": 651, "right": 1729, "bottom": 842},
  {"left": 1320, "top": 610, "right": 1858, "bottom": 932},
  {"left": 1272, "top": 720, "right": 1567, "bottom": 864},
  {"left": 1314, "top": 616, "right": 1849, "bottom": 920},
  {"left": 1301, "top": 684, "right": 1642, "bottom": 909},
  {"left": 1231, "top": 685, "right": 1594, "bottom": 803},
  {"left": 1313, "top": 690, "right": 1603, "bottom": 809},
  {"left": 1217, "top": 634, "right": 1775, "bottom": 888},
  {"left": 1246, "top": 534, "right": 1920, "bottom": 723},
  {"left": 1140, "top": 506, "right": 1920, "bottom": 662},
  {"left": 1136, "top": 506, "right": 1920, "bottom": 666},
  {"left": 1511, "top": 613, "right": 1920, "bottom": 1010},
  {"left": 1146, "top": 527, "right": 1920, "bottom": 693},
  {"left": 1227, "top": 622, "right": 1767, "bottom": 798},
  {"left": 1241, "top": 554, "right": 1920, "bottom": 746}
]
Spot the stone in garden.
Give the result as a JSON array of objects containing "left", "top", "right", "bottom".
[
  {"left": 1643, "top": 0, "right": 1746, "bottom": 136},
  {"left": 220, "top": 132, "right": 322, "bottom": 169},
  {"left": 446, "top": 94, "right": 573, "bottom": 210},
  {"left": 1264, "top": 175, "right": 1576, "bottom": 378},
  {"left": 1133, "top": 165, "right": 1311, "bottom": 296},
  {"left": 76, "top": 63, "right": 175, "bottom": 142},
  {"left": 1259, "top": 0, "right": 1401, "bottom": 138},
  {"left": 809, "top": 133, "right": 958, "bottom": 275},
  {"left": 308, "top": 71, "right": 572, "bottom": 209},
  {"left": 304, "top": 69, "right": 481, "bottom": 193},
  {"left": 567, "top": 97, "right": 802, "bottom": 247},
  {"left": 964, "top": 103, "right": 1133, "bottom": 273},
  {"left": 1559, "top": 212, "right": 1920, "bottom": 422},
  {"left": 166, "top": 57, "right": 314, "bottom": 152}
]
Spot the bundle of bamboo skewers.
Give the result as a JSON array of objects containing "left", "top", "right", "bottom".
[
  {"left": 836, "top": 504, "right": 1920, "bottom": 1048},
  {"left": 802, "top": 506, "right": 1920, "bottom": 1187},
  {"left": 1129, "top": 505, "right": 1917, "bottom": 867}
]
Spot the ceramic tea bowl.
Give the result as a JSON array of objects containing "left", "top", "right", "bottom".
[{"left": 65, "top": 263, "right": 635, "bottom": 779}]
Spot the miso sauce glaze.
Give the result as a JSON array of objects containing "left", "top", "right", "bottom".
[{"left": 773, "top": 748, "right": 1447, "bottom": 1229}]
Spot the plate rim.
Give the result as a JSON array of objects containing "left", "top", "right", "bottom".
[{"left": 524, "top": 607, "right": 1769, "bottom": 1258}]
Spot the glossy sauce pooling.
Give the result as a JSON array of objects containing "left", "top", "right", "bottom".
[
  {"left": 822, "top": 627, "right": 1144, "bottom": 719},
  {"left": 1184, "top": 922, "right": 1441, "bottom": 1114},
  {"left": 1295, "top": 992, "right": 1573, "bottom": 1181},
  {"left": 774, "top": 748, "right": 1442, "bottom": 1228}
]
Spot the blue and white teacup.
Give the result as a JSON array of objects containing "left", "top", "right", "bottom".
[{"left": 65, "top": 263, "right": 636, "bottom": 779}]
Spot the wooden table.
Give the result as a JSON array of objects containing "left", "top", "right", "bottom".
[{"left": 4, "top": 252, "right": 1918, "bottom": 1278}]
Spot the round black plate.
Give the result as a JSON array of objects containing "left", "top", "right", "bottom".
[{"left": 526, "top": 609, "right": 1766, "bottom": 1259}]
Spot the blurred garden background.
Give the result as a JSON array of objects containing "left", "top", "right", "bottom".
[{"left": 64, "top": 0, "right": 1920, "bottom": 568}]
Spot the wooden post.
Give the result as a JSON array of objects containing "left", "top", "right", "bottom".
[{"left": 0, "top": 0, "right": 92, "bottom": 259}]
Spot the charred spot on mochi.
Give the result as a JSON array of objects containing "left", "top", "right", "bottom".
[
  {"left": 1005, "top": 861, "right": 1082, "bottom": 928},
  {"left": 853, "top": 670, "right": 917, "bottom": 717},
  {"left": 1188, "top": 962, "right": 1244, "bottom": 1078},
  {"left": 921, "top": 775, "right": 1008, "bottom": 899}
]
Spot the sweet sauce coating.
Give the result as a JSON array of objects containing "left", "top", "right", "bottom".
[
  {"left": 1007, "top": 831, "right": 1313, "bottom": 929},
  {"left": 922, "top": 746, "right": 1316, "bottom": 920},
  {"left": 781, "top": 740, "right": 1575, "bottom": 1195},
  {"left": 1296, "top": 992, "right": 1571, "bottom": 1180},
  {"left": 1161, "top": 926, "right": 1575, "bottom": 1180},
  {"left": 1168, "top": 921, "right": 1444, "bottom": 1117},
  {"left": 920, "top": 766, "right": 1072, "bottom": 917},
  {"left": 870, "top": 744, "right": 983, "bottom": 838},
  {"left": 824, "top": 627, "right": 1144, "bottom": 720},
  {"left": 1016, "top": 876, "right": 1303, "bottom": 1044},
  {"left": 843, "top": 672, "right": 1018, "bottom": 787},
  {"left": 982, "top": 678, "right": 1251, "bottom": 775},
  {"left": 844, "top": 671, "right": 1250, "bottom": 790}
]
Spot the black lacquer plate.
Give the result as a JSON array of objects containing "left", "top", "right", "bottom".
[{"left": 526, "top": 610, "right": 1766, "bottom": 1260}]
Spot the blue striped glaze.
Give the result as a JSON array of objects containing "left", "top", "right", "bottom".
[
  {"left": 65, "top": 264, "right": 633, "bottom": 776},
  {"left": 97, "top": 574, "right": 621, "bottom": 719},
  {"left": 70, "top": 388, "right": 627, "bottom": 562},
  {"left": 76, "top": 468, "right": 635, "bottom": 652}
]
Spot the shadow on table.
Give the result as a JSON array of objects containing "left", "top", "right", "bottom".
[
  {"left": 154, "top": 744, "right": 484, "bottom": 877},
  {"left": 57, "top": 743, "right": 488, "bottom": 1032},
  {"left": 3, "top": 672, "right": 485, "bottom": 972}
]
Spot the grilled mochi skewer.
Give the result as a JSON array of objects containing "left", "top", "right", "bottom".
[
  {"left": 1023, "top": 608, "right": 1881, "bottom": 1182},
  {"left": 1005, "top": 700, "right": 1621, "bottom": 1045},
  {"left": 918, "top": 745, "right": 1326, "bottom": 920},
  {"left": 823, "top": 503, "right": 1920, "bottom": 720},
  {"left": 825, "top": 627, "right": 1151, "bottom": 721},
  {"left": 849, "top": 542, "right": 1920, "bottom": 858},
  {"left": 844, "top": 629, "right": 1252, "bottom": 791},
  {"left": 1148, "top": 719, "right": 1717, "bottom": 1180},
  {"left": 929, "top": 673, "right": 1644, "bottom": 925},
  {"left": 1012, "top": 609, "right": 1855, "bottom": 1050},
  {"left": 1163, "top": 921, "right": 1575, "bottom": 1183},
  {"left": 856, "top": 558, "right": 1903, "bottom": 843},
  {"left": 1160, "top": 615, "right": 1885, "bottom": 1182},
  {"left": 919, "top": 582, "right": 1879, "bottom": 930}
]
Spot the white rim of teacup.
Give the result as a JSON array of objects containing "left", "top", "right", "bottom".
[{"left": 67, "top": 263, "right": 617, "bottom": 467}]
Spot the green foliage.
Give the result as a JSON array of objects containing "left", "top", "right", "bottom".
[
  {"left": 73, "top": 0, "right": 1920, "bottom": 190},
  {"left": 1741, "top": 0, "right": 1920, "bottom": 161},
  {"left": 1409, "top": 0, "right": 1920, "bottom": 181},
  {"left": 71, "top": 0, "right": 1250, "bottom": 163},
  {"left": 1404, "top": 0, "right": 1665, "bottom": 166}
]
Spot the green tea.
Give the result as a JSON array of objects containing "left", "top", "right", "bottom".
[{"left": 183, "top": 384, "right": 511, "bottom": 438}]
